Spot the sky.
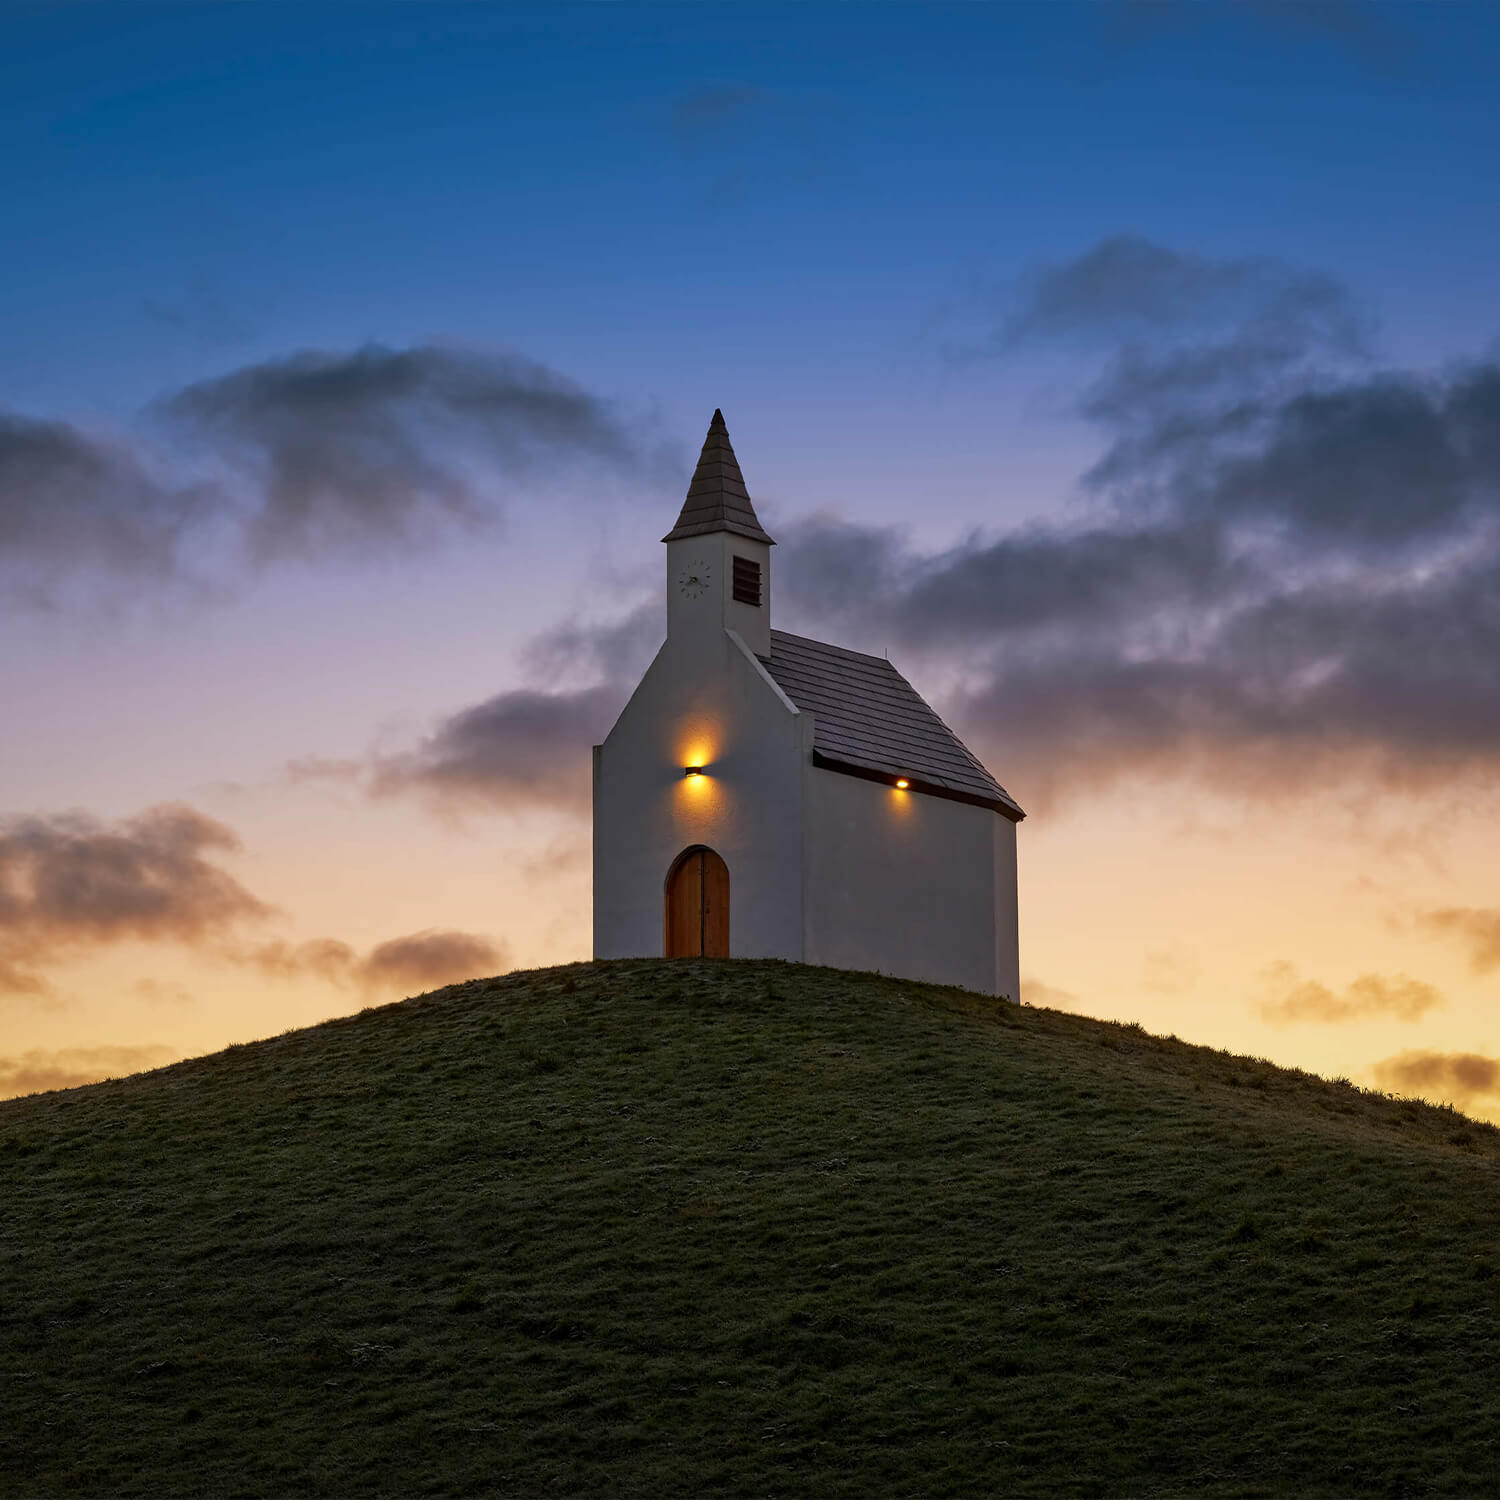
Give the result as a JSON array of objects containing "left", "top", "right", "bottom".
[{"left": 3, "top": 0, "right": 1500, "bottom": 1117}]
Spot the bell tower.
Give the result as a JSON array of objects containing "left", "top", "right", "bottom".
[{"left": 663, "top": 409, "right": 775, "bottom": 658}]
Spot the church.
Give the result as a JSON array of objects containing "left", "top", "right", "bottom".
[{"left": 592, "top": 411, "right": 1024, "bottom": 998}]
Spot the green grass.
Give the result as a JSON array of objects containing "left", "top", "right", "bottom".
[{"left": 3, "top": 959, "right": 1499, "bottom": 1497}]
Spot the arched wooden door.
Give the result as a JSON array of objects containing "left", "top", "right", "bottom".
[{"left": 664, "top": 846, "right": 730, "bottom": 958}]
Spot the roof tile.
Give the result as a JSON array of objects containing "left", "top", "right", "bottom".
[
  {"left": 764, "top": 630, "right": 1023, "bottom": 819},
  {"left": 662, "top": 410, "right": 775, "bottom": 545}
]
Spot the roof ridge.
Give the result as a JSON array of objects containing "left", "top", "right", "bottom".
[{"left": 769, "top": 628, "right": 899, "bottom": 670}]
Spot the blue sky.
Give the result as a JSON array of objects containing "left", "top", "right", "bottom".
[
  {"left": 8, "top": 4, "right": 1498, "bottom": 421},
  {"left": 5, "top": 2, "right": 1500, "bottom": 1109}
]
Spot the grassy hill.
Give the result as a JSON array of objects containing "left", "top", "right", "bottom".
[{"left": 3, "top": 959, "right": 1499, "bottom": 1497}]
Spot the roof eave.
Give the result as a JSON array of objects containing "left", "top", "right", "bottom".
[
  {"left": 812, "top": 750, "right": 1025, "bottom": 822},
  {"left": 661, "top": 518, "right": 776, "bottom": 545}
]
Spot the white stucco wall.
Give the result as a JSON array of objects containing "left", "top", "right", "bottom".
[
  {"left": 666, "top": 533, "right": 772, "bottom": 659},
  {"left": 993, "top": 814, "right": 1020, "bottom": 1003},
  {"left": 593, "top": 625, "right": 810, "bottom": 961},
  {"left": 802, "top": 764, "right": 1017, "bottom": 996}
]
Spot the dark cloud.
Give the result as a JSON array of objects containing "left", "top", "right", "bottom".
[
  {"left": 777, "top": 507, "right": 1500, "bottom": 807},
  {"left": 1256, "top": 961, "right": 1445, "bottom": 1025},
  {"left": 1087, "top": 364, "right": 1498, "bottom": 548},
  {"left": 1373, "top": 1050, "right": 1500, "bottom": 1109},
  {"left": 0, "top": 1043, "right": 178, "bottom": 1101},
  {"left": 520, "top": 601, "right": 663, "bottom": 688},
  {"left": 0, "top": 805, "right": 270, "bottom": 995},
  {"left": 273, "top": 237, "right": 1499, "bottom": 823},
  {"left": 1419, "top": 908, "right": 1500, "bottom": 974},
  {"left": 359, "top": 929, "right": 505, "bottom": 990},
  {"left": 779, "top": 513, "right": 1246, "bottom": 645},
  {"left": 2, "top": 345, "right": 660, "bottom": 605},
  {"left": 289, "top": 600, "right": 653, "bottom": 822},
  {"left": 1001, "top": 234, "right": 1363, "bottom": 355},
  {"left": 243, "top": 928, "right": 506, "bottom": 993},
  {"left": 370, "top": 683, "right": 625, "bottom": 815},
  {"left": 163, "top": 344, "right": 654, "bottom": 564},
  {"left": 0, "top": 413, "right": 199, "bottom": 606},
  {"left": 774, "top": 237, "right": 1500, "bottom": 807}
]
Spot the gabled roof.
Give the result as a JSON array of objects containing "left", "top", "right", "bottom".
[
  {"left": 662, "top": 409, "right": 776, "bottom": 545},
  {"left": 764, "top": 630, "right": 1024, "bottom": 821}
]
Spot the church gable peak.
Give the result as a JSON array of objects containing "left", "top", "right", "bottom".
[{"left": 662, "top": 409, "right": 776, "bottom": 545}]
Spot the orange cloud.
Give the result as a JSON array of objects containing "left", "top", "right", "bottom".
[
  {"left": 0, "top": 1044, "right": 178, "bottom": 1101},
  {"left": 1373, "top": 1051, "right": 1500, "bottom": 1110},
  {"left": 1256, "top": 961, "right": 1444, "bottom": 1025},
  {"left": 0, "top": 804, "right": 271, "bottom": 995},
  {"left": 240, "top": 928, "right": 506, "bottom": 994},
  {"left": 1023, "top": 975, "right": 1083, "bottom": 1011},
  {"left": 1419, "top": 908, "right": 1500, "bottom": 974}
]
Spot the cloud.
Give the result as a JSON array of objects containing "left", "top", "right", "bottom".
[
  {"left": 0, "top": 413, "right": 201, "bottom": 607},
  {"left": 1022, "top": 975, "right": 1083, "bottom": 1011},
  {"left": 287, "top": 601, "right": 658, "bottom": 823},
  {"left": 2, "top": 345, "right": 662, "bottom": 606},
  {"left": 257, "top": 238, "right": 1498, "bottom": 824},
  {"left": 1419, "top": 908, "right": 1500, "bottom": 974},
  {"left": 307, "top": 590, "right": 671, "bottom": 822},
  {"left": 359, "top": 929, "right": 506, "bottom": 990},
  {"left": 0, "top": 805, "right": 270, "bottom": 995},
  {"left": 1000, "top": 233, "right": 1364, "bottom": 356},
  {"left": 162, "top": 344, "right": 656, "bottom": 565},
  {"left": 1373, "top": 1050, "right": 1500, "bottom": 1110},
  {"left": 1256, "top": 961, "right": 1445, "bottom": 1025},
  {"left": 369, "top": 683, "right": 625, "bottom": 816},
  {"left": 777, "top": 506, "right": 1500, "bottom": 808},
  {"left": 520, "top": 601, "right": 663, "bottom": 688},
  {"left": 777, "top": 237, "right": 1500, "bottom": 808},
  {"left": 242, "top": 928, "right": 506, "bottom": 993},
  {"left": 0, "top": 1043, "right": 178, "bottom": 1100}
]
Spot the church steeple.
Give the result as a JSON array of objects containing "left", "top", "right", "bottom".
[
  {"left": 662, "top": 409, "right": 775, "bottom": 545},
  {"left": 663, "top": 409, "right": 773, "bottom": 658}
]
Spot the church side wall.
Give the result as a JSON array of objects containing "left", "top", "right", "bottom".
[
  {"left": 802, "top": 767, "right": 1003, "bottom": 995},
  {"left": 993, "top": 814, "right": 1020, "bottom": 1003},
  {"left": 593, "top": 630, "right": 806, "bottom": 962}
]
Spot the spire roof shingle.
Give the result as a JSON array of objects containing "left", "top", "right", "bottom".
[{"left": 662, "top": 409, "right": 776, "bottom": 545}]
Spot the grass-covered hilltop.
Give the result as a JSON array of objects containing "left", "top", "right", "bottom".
[{"left": 3, "top": 960, "right": 1498, "bottom": 1497}]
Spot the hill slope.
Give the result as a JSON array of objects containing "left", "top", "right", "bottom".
[{"left": 3, "top": 959, "right": 1498, "bottom": 1497}]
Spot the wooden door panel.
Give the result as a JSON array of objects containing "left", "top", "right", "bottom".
[
  {"left": 664, "top": 846, "right": 729, "bottom": 959},
  {"left": 701, "top": 848, "right": 729, "bottom": 958},
  {"left": 665, "top": 850, "right": 704, "bottom": 958}
]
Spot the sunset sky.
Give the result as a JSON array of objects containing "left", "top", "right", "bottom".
[{"left": 4, "top": 2, "right": 1499, "bottom": 1116}]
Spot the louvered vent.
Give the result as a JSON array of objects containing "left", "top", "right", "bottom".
[{"left": 732, "top": 556, "right": 762, "bottom": 606}]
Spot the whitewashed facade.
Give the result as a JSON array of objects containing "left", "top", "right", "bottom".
[{"left": 592, "top": 411, "right": 1023, "bottom": 997}]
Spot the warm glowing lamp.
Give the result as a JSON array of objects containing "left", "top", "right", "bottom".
[
  {"left": 894, "top": 777, "right": 910, "bottom": 789},
  {"left": 684, "top": 765, "right": 705, "bottom": 777}
]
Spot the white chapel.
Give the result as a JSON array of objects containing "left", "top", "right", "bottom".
[{"left": 592, "top": 411, "right": 1024, "bottom": 997}]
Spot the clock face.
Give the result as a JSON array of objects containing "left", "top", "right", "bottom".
[{"left": 677, "top": 559, "right": 711, "bottom": 599}]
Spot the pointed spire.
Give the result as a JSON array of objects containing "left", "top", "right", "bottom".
[{"left": 662, "top": 409, "right": 775, "bottom": 545}]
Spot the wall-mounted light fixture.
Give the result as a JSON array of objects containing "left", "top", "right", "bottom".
[
  {"left": 684, "top": 765, "right": 705, "bottom": 777},
  {"left": 894, "top": 777, "right": 910, "bottom": 789}
]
